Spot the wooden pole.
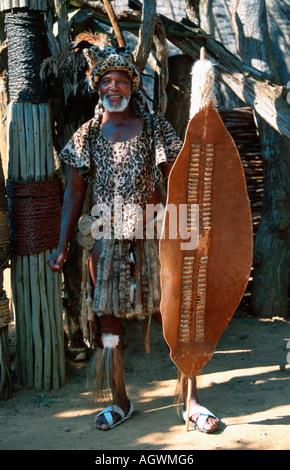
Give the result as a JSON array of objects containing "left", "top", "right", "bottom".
[
  {"left": 103, "top": 0, "right": 126, "bottom": 47},
  {"left": 5, "top": 7, "right": 65, "bottom": 391},
  {"left": 7, "top": 102, "right": 65, "bottom": 392}
]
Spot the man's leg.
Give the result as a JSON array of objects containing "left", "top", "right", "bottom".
[
  {"left": 183, "top": 376, "right": 220, "bottom": 432},
  {"left": 89, "top": 241, "right": 130, "bottom": 430},
  {"left": 94, "top": 315, "right": 131, "bottom": 430}
]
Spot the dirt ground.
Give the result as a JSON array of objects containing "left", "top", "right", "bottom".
[{"left": 0, "top": 311, "right": 290, "bottom": 452}]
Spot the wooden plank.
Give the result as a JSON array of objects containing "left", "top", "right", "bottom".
[
  {"left": 19, "top": 0, "right": 30, "bottom": 7},
  {"left": 44, "top": 103, "right": 55, "bottom": 178},
  {"left": 20, "top": 102, "right": 34, "bottom": 389},
  {"left": 22, "top": 255, "right": 34, "bottom": 388},
  {"left": 10, "top": 257, "right": 21, "bottom": 383},
  {"left": 15, "top": 256, "right": 26, "bottom": 385},
  {"left": 38, "top": 251, "right": 52, "bottom": 392},
  {"left": 2, "top": 1, "right": 13, "bottom": 12},
  {"left": 24, "top": 103, "right": 34, "bottom": 181},
  {"left": 30, "top": 253, "right": 43, "bottom": 391},
  {"left": 53, "top": 271, "right": 66, "bottom": 387},
  {"left": 38, "top": 103, "right": 47, "bottom": 181},
  {"left": 16, "top": 103, "right": 26, "bottom": 182},
  {"left": 6, "top": 104, "right": 13, "bottom": 179},
  {"left": 32, "top": 104, "right": 41, "bottom": 181},
  {"left": 29, "top": 0, "right": 38, "bottom": 9},
  {"left": 37, "top": 0, "right": 47, "bottom": 11},
  {"left": 45, "top": 249, "right": 60, "bottom": 390}
]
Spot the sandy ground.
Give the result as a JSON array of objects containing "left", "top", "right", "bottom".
[{"left": 0, "top": 312, "right": 290, "bottom": 452}]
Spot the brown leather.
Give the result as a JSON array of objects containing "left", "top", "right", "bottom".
[{"left": 159, "top": 105, "right": 253, "bottom": 379}]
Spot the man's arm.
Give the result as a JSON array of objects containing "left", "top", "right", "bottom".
[
  {"left": 162, "top": 161, "right": 174, "bottom": 181},
  {"left": 47, "top": 166, "right": 88, "bottom": 272}
]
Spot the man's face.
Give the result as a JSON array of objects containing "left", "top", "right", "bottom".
[{"left": 98, "top": 70, "right": 132, "bottom": 112}]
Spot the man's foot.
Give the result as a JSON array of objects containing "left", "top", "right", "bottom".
[
  {"left": 95, "top": 400, "right": 133, "bottom": 430},
  {"left": 183, "top": 405, "right": 220, "bottom": 433}
]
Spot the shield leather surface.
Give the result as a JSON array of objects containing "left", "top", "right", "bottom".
[{"left": 159, "top": 104, "right": 253, "bottom": 379}]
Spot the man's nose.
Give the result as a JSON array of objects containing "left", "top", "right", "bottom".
[{"left": 109, "top": 80, "right": 119, "bottom": 90}]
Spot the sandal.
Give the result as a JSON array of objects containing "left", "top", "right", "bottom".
[
  {"left": 183, "top": 405, "right": 220, "bottom": 434},
  {"left": 94, "top": 400, "right": 134, "bottom": 430}
]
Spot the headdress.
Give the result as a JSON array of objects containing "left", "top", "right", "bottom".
[
  {"left": 87, "top": 46, "right": 140, "bottom": 94},
  {"left": 40, "top": 32, "right": 151, "bottom": 132}
]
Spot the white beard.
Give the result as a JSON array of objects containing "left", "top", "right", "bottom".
[{"left": 101, "top": 92, "right": 130, "bottom": 112}]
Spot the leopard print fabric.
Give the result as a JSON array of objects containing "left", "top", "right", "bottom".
[
  {"left": 59, "top": 113, "right": 182, "bottom": 239},
  {"left": 90, "top": 50, "right": 140, "bottom": 94}
]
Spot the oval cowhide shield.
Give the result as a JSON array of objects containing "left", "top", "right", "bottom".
[{"left": 159, "top": 105, "right": 253, "bottom": 379}]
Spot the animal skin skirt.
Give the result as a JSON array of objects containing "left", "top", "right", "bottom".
[
  {"left": 92, "top": 238, "right": 161, "bottom": 320},
  {"left": 78, "top": 214, "right": 162, "bottom": 351}
]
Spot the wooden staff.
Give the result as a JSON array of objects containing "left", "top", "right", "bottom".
[
  {"left": 184, "top": 46, "right": 206, "bottom": 432},
  {"left": 185, "top": 378, "right": 192, "bottom": 432},
  {"left": 200, "top": 46, "right": 205, "bottom": 61},
  {"left": 103, "top": 0, "right": 126, "bottom": 47},
  {"left": 185, "top": 46, "right": 204, "bottom": 432}
]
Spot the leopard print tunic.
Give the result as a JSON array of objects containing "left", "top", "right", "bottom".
[{"left": 60, "top": 113, "right": 182, "bottom": 240}]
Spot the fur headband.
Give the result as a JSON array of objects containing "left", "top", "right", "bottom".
[
  {"left": 89, "top": 51, "right": 140, "bottom": 93},
  {"left": 77, "top": 37, "right": 140, "bottom": 94}
]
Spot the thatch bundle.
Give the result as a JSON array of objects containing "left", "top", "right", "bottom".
[{"left": 219, "top": 107, "right": 263, "bottom": 235}]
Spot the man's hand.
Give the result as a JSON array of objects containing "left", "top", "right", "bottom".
[
  {"left": 46, "top": 246, "right": 68, "bottom": 272},
  {"left": 46, "top": 166, "right": 88, "bottom": 273}
]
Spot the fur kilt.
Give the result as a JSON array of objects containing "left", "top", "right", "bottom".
[{"left": 93, "top": 238, "right": 161, "bottom": 320}]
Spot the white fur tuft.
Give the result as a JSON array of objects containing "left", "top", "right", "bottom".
[
  {"left": 102, "top": 333, "right": 119, "bottom": 349},
  {"left": 189, "top": 58, "right": 216, "bottom": 119}
]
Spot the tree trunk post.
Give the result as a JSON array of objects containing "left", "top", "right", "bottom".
[
  {"left": 231, "top": 0, "right": 290, "bottom": 318},
  {"left": 4, "top": 1, "right": 65, "bottom": 390}
]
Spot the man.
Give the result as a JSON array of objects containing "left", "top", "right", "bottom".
[{"left": 47, "top": 43, "right": 219, "bottom": 433}]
